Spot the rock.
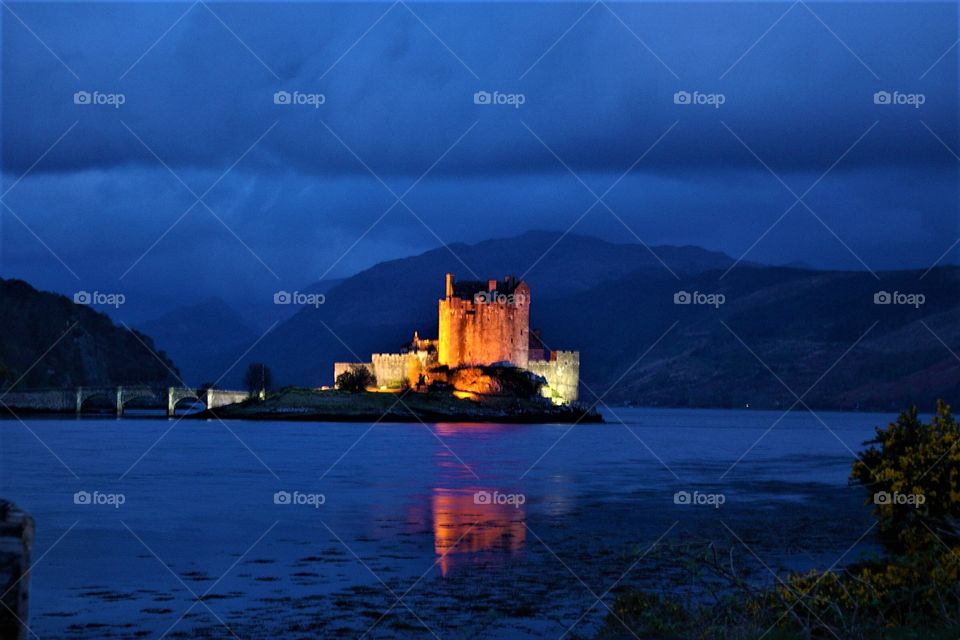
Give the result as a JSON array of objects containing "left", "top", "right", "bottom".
[{"left": 0, "top": 500, "right": 34, "bottom": 640}]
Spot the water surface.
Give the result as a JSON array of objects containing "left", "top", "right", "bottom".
[{"left": 0, "top": 408, "right": 892, "bottom": 638}]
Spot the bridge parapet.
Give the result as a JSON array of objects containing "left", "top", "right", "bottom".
[
  {"left": 1, "top": 389, "right": 75, "bottom": 414},
  {"left": 205, "top": 389, "right": 251, "bottom": 409},
  {"left": 1, "top": 386, "right": 251, "bottom": 417}
]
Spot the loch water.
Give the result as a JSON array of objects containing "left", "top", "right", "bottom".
[{"left": 0, "top": 408, "right": 892, "bottom": 638}]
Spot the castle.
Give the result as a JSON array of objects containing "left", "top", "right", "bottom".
[{"left": 333, "top": 273, "right": 580, "bottom": 405}]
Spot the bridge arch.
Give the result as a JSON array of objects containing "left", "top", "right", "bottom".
[
  {"left": 170, "top": 396, "right": 207, "bottom": 415},
  {"left": 166, "top": 387, "right": 251, "bottom": 416},
  {"left": 168, "top": 388, "right": 204, "bottom": 416},
  {"left": 119, "top": 387, "right": 165, "bottom": 414},
  {"left": 76, "top": 387, "right": 119, "bottom": 415}
]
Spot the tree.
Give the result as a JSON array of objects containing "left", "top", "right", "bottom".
[
  {"left": 0, "top": 361, "right": 16, "bottom": 386},
  {"left": 243, "top": 363, "right": 273, "bottom": 396},
  {"left": 336, "top": 366, "right": 375, "bottom": 392}
]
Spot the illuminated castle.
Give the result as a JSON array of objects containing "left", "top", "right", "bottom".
[
  {"left": 334, "top": 273, "right": 579, "bottom": 404},
  {"left": 438, "top": 273, "right": 530, "bottom": 368}
]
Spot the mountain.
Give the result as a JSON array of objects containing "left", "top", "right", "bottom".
[
  {"left": 297, "top": 230, "right": 737, "bottom": 328},
  {"left": 215, "top": 231, "right": 745, "bottom": 387},
  {"left": 535, "top": 266, "right": 960, "bottom": 411},
  {"left": 0, "top": 278, "right": 179, "bottom": 389},
  {"left": 198, "top": 230, "right": 958, "bottom": 411},
  {"left": 137, "top": 297, "right": 258, "bottom": 386},
  {"left": 228, "top": 278, "right": 347, "bottom": 334}
]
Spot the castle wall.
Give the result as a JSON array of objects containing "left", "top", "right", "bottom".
[
  {"left": 369, "top": 351, "right": 439, "bottom": 389},
  {"left": 438, "top": 283, "right": 530, "bottom": 368},
  {"left": 331, "top": 275, "right": 580, "bottom": 403},
  {"left": 371, "top": 354, "right": 409, "bottom": 389},
  {"left": 527, "top": 351, "right": 580, "bottom": 405}
]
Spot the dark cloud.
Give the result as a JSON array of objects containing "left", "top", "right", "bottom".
[
  {"left": 3, "top": 2, "right": 957, "bottom": 175},
  {"left": 1, "top": 2, "right": 957, "bottom": 313}
]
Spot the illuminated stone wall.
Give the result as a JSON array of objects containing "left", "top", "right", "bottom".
[
  {"left": 370, "top": 351, "right": 438, "bottom": 389},
  {"left": 371, "top": 353, "right": 409, "bottom": 388},
  {"left": 527, "top": 351, "right": 580, "bottom": 405},
  {"left": 438, "top": 280, "right": 530, "bottom": 368}
]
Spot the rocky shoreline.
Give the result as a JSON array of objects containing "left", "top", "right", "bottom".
[{"left": 0, "top": 500, "right": 34, "bottom": 640}]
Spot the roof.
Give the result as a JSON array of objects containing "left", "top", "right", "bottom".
[{"left": 451, "top": 276, "right": 525, "bottom": 300}]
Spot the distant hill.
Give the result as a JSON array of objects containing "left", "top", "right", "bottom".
[
  {"left": 297, "top": 230, "right": 737, "bottom": 329},
  {"left": 535, "top": 266, "right": 960, "bottom": 411},
  {"left": 173, "top": 230, "right": 959, "bottom": 411},
  {"left": 137, "top": 297, "right": 257, "bottom": 386},
  {"left": 225, "top": 278, "right": 347, "bottom": 336},
  {"left": 216, "top": 231, "right": 747, "bottom": 388},
  {"left": 0, "top": 278, "right": 179, "bottom": 389}
]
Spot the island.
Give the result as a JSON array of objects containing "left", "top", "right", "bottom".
[
  {"left": 192, "top": 386, "right": 603, "bottom": 423},
  {"left": 198, "top": 272, "right": 603, "bottom": 423}
]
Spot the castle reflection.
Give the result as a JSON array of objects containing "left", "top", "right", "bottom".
[{"left": 431, "top": 488, "right": 526, "bottom": 576}]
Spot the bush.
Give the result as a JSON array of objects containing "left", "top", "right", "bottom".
[
  {"left": 336, "top": 366, "right": 375, "bottom": 392},
  {"left": 851, "top": 401, "right": 960, "bottom": 554},
  {"left": 477, "top": 365, "right": 544, "bottom": 398}
]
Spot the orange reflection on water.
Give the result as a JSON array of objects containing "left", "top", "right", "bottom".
[
  {"left": 432, "top": 488, "right": 526, "bottom": 576},
  {"left": 431, "top": 422, "right": 516, "bottom": 436}
]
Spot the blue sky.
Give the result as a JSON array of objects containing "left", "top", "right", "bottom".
[{"left": 1, "top": 1, "right": 958, "bottom": 315}]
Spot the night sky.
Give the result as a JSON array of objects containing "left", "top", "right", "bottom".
[{"left": 2, "top": 1, "right": 957, "bottom": 317}]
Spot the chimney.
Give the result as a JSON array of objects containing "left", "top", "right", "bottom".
[
  {"left": 487, "top": 279, "right": 497, "bottom": 292},
  {"left": 445, "top": 273, "right": 454, "bottom": 298}
]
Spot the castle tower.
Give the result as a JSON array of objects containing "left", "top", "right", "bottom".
[{"left": 438, "top": 273, "right": 530, "bottom": 368}]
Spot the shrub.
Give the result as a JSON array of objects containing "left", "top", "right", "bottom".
[
  {"left": 851, "top": 401, "right": 960, "bottom": 554},
  {"left": 477, "top": 365, "right": 544, "bottom": 398},
  {"left": 336, "top": 366, "right": 375, "bottom": 392}
]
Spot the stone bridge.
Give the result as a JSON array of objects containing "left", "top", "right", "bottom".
[{"left": 1, "top": 387, "right": 251, "bottom": 417}]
